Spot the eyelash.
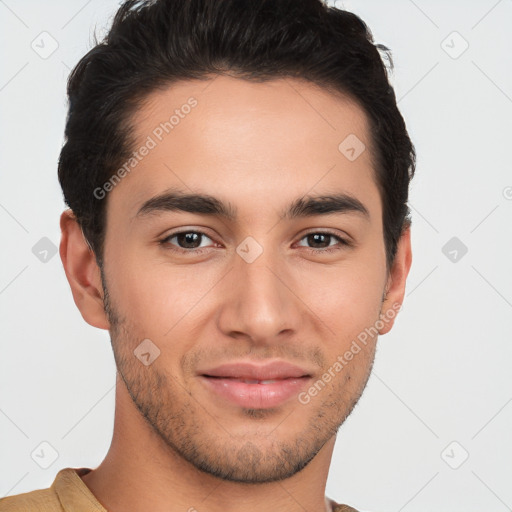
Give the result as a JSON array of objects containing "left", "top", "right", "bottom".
[{"left": 158, "top": 229, "right": 352, "bottom": 256}]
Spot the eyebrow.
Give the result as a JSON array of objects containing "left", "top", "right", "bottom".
[{"left": 135, "top": 187, "right": 370, "bottom": 222}]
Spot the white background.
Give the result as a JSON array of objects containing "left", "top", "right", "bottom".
[{"left": 0, "top": 1, "right": 511, "bottom": 511}]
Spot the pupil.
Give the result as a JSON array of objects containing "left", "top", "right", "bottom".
[
  {"left": 178, "top": 232, "right": 200, "bottom": 248},
  {"left": 309, "top": 233, "right": 329, "bottom": 248}
]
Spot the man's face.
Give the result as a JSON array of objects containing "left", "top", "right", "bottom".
[{"left": 100, "top": 76, "right": 396, "bottom": 483}]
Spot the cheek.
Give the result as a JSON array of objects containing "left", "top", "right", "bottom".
[
  {"left": 293, "top": 258, "right": 385, "bottom": 332},
  {"left": 107, "top": 229, "right": 386, "bottom": 340},
  {"left": 107, "top": 251, "right": 219, "bottom": 336}
]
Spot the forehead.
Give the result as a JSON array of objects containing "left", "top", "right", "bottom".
[{"left": 109, "top": 75, "right": 381, "bottom": 224}]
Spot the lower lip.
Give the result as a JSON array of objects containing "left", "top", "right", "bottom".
[{"left": 199, "top": 376, "right": 312, "bottom": 409}]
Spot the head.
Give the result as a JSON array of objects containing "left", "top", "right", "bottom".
[{"left": 58, "top": 0, "right": 414, "bottom": 484}]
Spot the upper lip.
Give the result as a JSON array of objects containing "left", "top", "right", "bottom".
[{"left": 199, "top": 360, "right": 313, "bottom": 380}]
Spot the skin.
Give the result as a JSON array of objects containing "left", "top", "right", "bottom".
[{"left": 60, "top": 75, "right": 412, "bottom": 512}]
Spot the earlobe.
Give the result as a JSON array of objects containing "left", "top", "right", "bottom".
[
  {"left": 59, "top": 209, "right": 110, "bottom": 330},
  {"left": 378, "top": 226, "right": 413, "bottom": 335}
]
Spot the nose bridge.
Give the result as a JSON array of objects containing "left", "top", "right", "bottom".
[
  {"left": 217, "top": 239, "right": 301, "bottom": 341},
  {"left": 241, "top": 248, "right": 282, "bottom": 305}
]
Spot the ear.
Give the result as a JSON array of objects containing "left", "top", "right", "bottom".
[
  {"left": 59, "top": 209, "right": 110, "bottom": 330},
  {"left": 378, "top": 225, "right": 413, "bottom": 335}
]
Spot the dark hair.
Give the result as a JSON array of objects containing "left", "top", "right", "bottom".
[{"left": 58, "top": 0, "right": 415, "bottom": 273}]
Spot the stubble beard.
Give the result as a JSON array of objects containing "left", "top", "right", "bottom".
[{"left": 100, "top": 269, "right": 376, "bottom": 484}]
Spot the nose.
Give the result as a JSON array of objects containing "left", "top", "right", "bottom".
[{"left": 216, "top": 246, "right": 304, "bottom": 345}]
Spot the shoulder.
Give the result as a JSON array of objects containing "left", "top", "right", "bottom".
[
  {"left": 331, "top": 500, "right": 368, "bottom": 512},
  {"left": 0, "top": 487, "right": 62, "bottom": 512},
  {"left": 0, "top": 467, "right": 100, "bottom": 512}
]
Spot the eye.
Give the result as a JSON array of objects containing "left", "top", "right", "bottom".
[
  {"left": 159, "top": 229, "right": 352, "bottom": 256},
  {"left": 160, "top": 230, "right": 216, "bottom": 254},
  {"left": 296, "top": 231, "right": 352, "bottom": 253}
]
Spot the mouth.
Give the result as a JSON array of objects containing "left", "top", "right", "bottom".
[
  {"left": 199, "top": 375, "right": 312, "bottom": 409},
  {"left": 203, "top": 376, "right": 304, "bottom": 384}
]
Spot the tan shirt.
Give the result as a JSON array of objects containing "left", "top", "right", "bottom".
[{"left": 0, "top": 468, "right": 360, "bottom": 512}]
